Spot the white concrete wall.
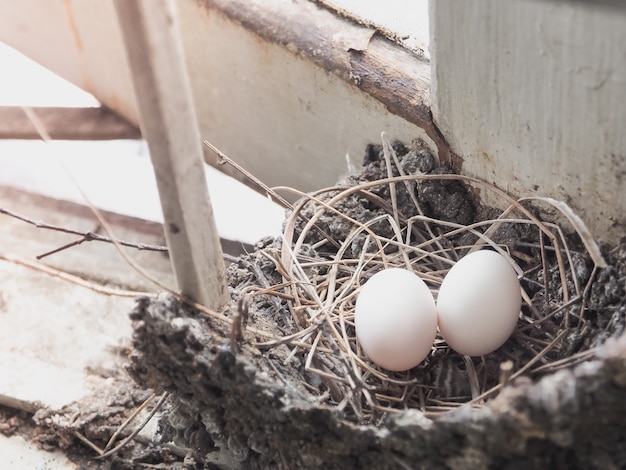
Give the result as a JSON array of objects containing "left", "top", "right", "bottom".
[{"left": 431, "top": 0, "right": 626, "bottom": 243}]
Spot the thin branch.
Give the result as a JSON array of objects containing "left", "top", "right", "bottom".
[
  {"left": 0, "top": 207, "right": 169, "bottom": 255},
  {"left": 0, "top": 252, "right": 156, "bottom": 298},
  {"left": 73, "top": 430, "right": 105, "bottom": 455}
]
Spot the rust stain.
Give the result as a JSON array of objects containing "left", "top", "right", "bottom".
[{"left": 63, "top": 0, "right": 83, "bottom": 52}]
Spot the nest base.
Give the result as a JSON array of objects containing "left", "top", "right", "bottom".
[{"left": 128, "top": 295, "right": 626, "bottom": 469}]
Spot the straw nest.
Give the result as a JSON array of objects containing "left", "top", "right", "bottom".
[{"left": 227, "top": 134, "right": 616, "bottom": 426}]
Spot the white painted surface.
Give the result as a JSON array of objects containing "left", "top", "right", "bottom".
[
  {"left": 431, "top": 0, "right": 626, "bottom": 243},
  {"left": 0, "top": 259, "right": 135, "bottom": 411},
  {"left": 0, "top": 0, "right": 139, "bottom": 122},
  {"left": 177, "top": 0, "right": 430, "bottom": 195},
  {"left": 0, "top": 434, "right": 77, "bottom": 470},
  {"left": 0, "top": 42, "right": 98, "bottom": 107}
]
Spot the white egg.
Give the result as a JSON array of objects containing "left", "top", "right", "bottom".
[
  {"left": 355, "top": 268, "right": 437, "bottom": 371},
  {"left": 436, "top": 250, "right": 521, "bottom": 356}
]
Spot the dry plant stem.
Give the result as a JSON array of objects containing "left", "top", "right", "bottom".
[
  {"left": 540, "top": 229, "right": 551, "bottom": 315},
  {"left": 579, "top": 266, "right": 600, "bottom": 326},
  {"left": 478, "top": 203, "right": 566, "bottom": 288},
  {"left": 282, "top": 187, "right": 388, "bottom": 265},
  {"left": 531, "top": 348, "right": 598, "bottom": 374},
  {"left": 96, "top": 392, "right": 170, "bottom": 460},
  {"left": 463, "top": 355, "right": 481, "bottom": 401},
  {"left": 323, "top": 218, "right": 390, "bottom": 305},
  {"left": 37, "top": 222, "right": 101, "bottom": 259},
  {"left": 279, "top": 237, "right": 322, "bottom": 329},
  {"left": 412, "top": 217, "right": 532, "bottom": 257},
  {"left": 406, "top": 216, "right": 524, "bottom": 274},
  {"left": 73, "top": 430, "right": 105, "bottom": 455},
  {"left": 381, "top": 132, "right": 401, "bottom": 230},
  {"left": 21, "top": 106, "right": 51, "bottom": 140},
  {"left": 0, "top": 252, "right": 156, "bottom": 298},
  {"left": 387, "top": 215, "right": 414, "bottom": 270},
  {"left": 277, "top": 174, "right": 539, "bottom": 232},
  {"left": 103, "top": 392, "right": 157, "bottom": 452},
  {"left": 515, "top": 294, "right": 582, "bottom": 334},
  {"left": 203, "top": 140, "right": 293, "bottom": 210},
  {"left": 380, "top": 132, "right": 444, "bottom": 254},
  {"left": 520, "top": 196, "right": 607, "bottom": 267},
  {"left": 253, "top": 323, "right": 321, "bottom": 349},
  {"left": 0, "top": 207, "right": 168, "bottom": 259},
  {"left": 543, "top": 222, "right": 579, "bottom": 315},
  {"left": 499, "top": 360, "right": 514, "bottom": 387},
  {"left": 0, "top": 208, "right": 170, "bottom": 256},
  {"left": 204, "top": 140, "right": 345, "bottom": 251},
  {"left": 469, "top": 329, "right": 569, "bottom": 404}
]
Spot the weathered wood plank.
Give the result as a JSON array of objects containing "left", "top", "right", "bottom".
[{"left": 114, "top": 0, "right": 228, "bottom": 308}]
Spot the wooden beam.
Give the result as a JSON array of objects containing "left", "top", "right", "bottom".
[
  {"left": 114, "top": 0, "right": 228, "bottom": 308},
  {"left": 0, "top": 106, "right": 140, "bottom": 140}
]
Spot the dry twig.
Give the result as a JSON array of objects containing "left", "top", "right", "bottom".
[{"left": 0, "top": 207, "right": 169, "bottom": 258}]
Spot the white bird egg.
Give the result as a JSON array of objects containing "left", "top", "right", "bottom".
[
  {"left": 355, "top": 268, "right": 437, "bottom": 371},
  {"left": 436, "top": 250, "right": 522, "bottom": 356}
]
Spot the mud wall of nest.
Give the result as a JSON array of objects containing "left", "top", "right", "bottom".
[{"left": 128, "top": 138, "right": 626, "bottom": 469}]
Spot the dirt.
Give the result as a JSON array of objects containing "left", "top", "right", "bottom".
[
  {"left": 0, "top": 405, "right": 32, "bottom": 437},
  {"left": 0, "top": 360, "right": 189, "bottom": 468}
]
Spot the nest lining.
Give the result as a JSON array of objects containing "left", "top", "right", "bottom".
[{"left": 226, "top": 137, "right": 616, "bottom": 426}]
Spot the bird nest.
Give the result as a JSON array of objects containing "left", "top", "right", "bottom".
[
  {"left": 129, "top": 136, "right": 626, "bottom": 467},
  {"left": 228, "top": 136, "right": 615, "bottom": 425}
]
